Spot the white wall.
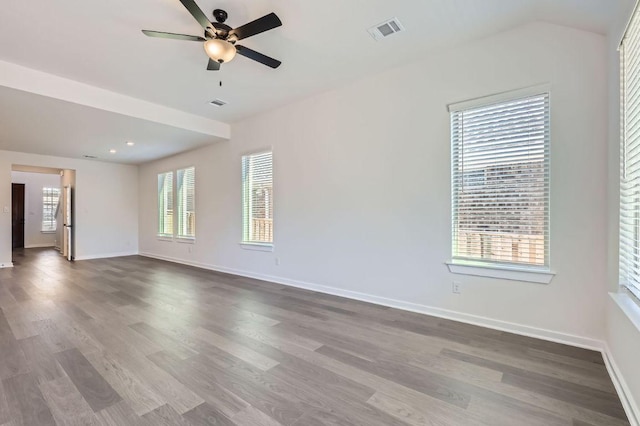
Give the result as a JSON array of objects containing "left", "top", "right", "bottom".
[
  {"left": 139, "top": 22, "right": 608, "bottom": 345},
  {"left": 10, "top": 171, "right": 60, "bottom": 248},
  {"left": 0, "top": 150, "right": 139, "bottom": 265}
]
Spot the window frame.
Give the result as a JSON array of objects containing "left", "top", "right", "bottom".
[
  {"left": 241, "top": 149, "right": 274, "bottom": 248},
  {"left": 157, "top": 170, "right": 174, "bottom": 239},
  {"left": 447, "top": 85, "right": 554, "bottom": 283},
  {"left": 41, "top": 187, "right": 60, "bottom": 233},
  {"left": 176, "top": 166, "right": 196, "bottom": 240},
  {"left": 620, "top": 6, "right": 640, "bottom": 302}
]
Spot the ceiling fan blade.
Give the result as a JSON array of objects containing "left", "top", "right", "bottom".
[
  {"left": 179, "top": 0, "right": 214, "bottom": 31},
  {"left": 207, "top": 59, "right": 221, "bottom": 71},
  {"left": 230, "top": 13, "right": 282, "bottom": 41},
  {"left": 235, "top": 45, "right": 281, "bottom": 68},
  {"left": 142, "top": 30, "right": 205, "bottom": 41}
]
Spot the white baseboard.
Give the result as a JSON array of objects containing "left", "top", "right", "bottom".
[
  {"left": 603, "top": 343, "right": 640, "bottom": 426},
  {"left": 75, "top": 251, "right": 139, "bottom": 261},
  {"left": 25, "top": 243, "right": 56, "bottom": 249},
  {"left": 138, "top": 252, "right": 602, "bottom": 351},
  {"left": 0, "top": 262, "right": 13, "bottom": 268}
]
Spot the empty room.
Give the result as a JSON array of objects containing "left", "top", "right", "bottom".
[{"left": 0, "top": 0, "right": 639, "bottom": 425}]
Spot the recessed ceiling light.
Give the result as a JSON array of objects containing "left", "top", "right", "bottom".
[
  {"left": 109, "top": 149, "right": 117, "bottom": 154},
  {"left": 126, "top": 141, "right": 135, "bottom": 146}
]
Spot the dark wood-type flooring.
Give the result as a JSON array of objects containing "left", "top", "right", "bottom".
[{"left": 0, "top": 248, "right": 630, "bottom": 425}]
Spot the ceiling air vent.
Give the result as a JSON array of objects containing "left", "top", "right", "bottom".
[
  {"left": 367, "top": 17, "right": 404, "bottom": 41},
  {"left": 209, "top": 99, "right": 227, "bottom": 107},
  {"left": 83, "top": 155, "right": 97, "bottom": 159}
]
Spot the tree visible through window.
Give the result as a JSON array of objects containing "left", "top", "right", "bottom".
[
  {"left": 450, "top": 92, "right": 550, "bottom": 268},
  {"left": 42, "top": 187, "right": 60, "bottom": 232},
  {"left": 242, "top": 151, "right": 273, "bottom": 244}
]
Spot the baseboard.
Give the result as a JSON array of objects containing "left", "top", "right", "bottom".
[
  {"left": 603, "top": 343, "right": 640, "bottom": 426},
  {"left": 75, "top": 251, "right": 139, "bottom": 261},
  {"left": 138, "top": 252, "right": 603, "bottom": 351},
  {"left": 24, "top": 243, "right": 56, "bottom": 249},
  {"left": 0, "top": 262, "right": 13, "bottom": 268}
]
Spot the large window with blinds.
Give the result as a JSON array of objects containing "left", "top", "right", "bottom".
[
  {"left": 177, "top": 167, "right": 195, "bottom": 239},
  {"left": 157, "top": 171, "right": 174, "bottom": 237},
  {"left": 620, "top": 6, "right": 640, "bottom": 301},
  {"left": 450, "top": 90, "right": 550, "bottom": 269},
  {"left": 42, "top": 187, "right": 60, "bottom": 232},
  {"left": 242, "top": 151, "right": 273, "bottom": 245}
]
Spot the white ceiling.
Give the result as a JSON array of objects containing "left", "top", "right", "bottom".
[
  {"left": 0, "top": 0, "right": 633, "bottom": 163},
  {"left": 0, "top": 86, "right": 222, "bottom": 164}
]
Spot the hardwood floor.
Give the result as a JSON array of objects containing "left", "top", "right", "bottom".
[{"left": 0, "top": 248, "right": 630, "bottom": 425}]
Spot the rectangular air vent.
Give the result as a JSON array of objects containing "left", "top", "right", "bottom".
[
  {"left": 209, "top": 99, "right": 227, "bottom": 107},
  {"left": 367, "top": 17, "right": 404, "bottom": 41}
]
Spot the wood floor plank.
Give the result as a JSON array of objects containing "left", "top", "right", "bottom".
[
  {"left": 0, "top": 249, "right": 630, "bottom": 426},
  {"left": 54, "top": 348, "right": 122, "bottom": 412},
  {"left": 142, "top": 403, "right": 194, "bottom": 426},
  {"left": 183, "top": 402, "right": 237, "bottom": 426},
  {"left": 2, "top": 373, "right": 56, "bottom": 426},
  {"left": 148, "top": 350, "right": 248, "bottom": 418},
  {"left": 193, "top": 326, "right": 280, "bottom": 371},
  {"left": 38, "top": 373, "right": 101, "bottom": 425},
  {"left": 502, "top": 372, "right": 627, "bottom": 420},
  {"left": 231, "top": 405, "right": 285, "bottom": 426},
  {"left": 84, "top": 349, "right": 165, "bottom": 416},
  {"left": 96, "top": 400, "right": 152, "bottom": 426},
  {"left": 18, "top": 335, "right": 65, "bottom": 384}
]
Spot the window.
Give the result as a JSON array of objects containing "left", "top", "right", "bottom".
[
  {"left": 177, "top": 167, "right": 195, "bottom": 239},
  {"left": 620, "top": 8, "right": 640, "bottom": 301},
  {"left": 157, "top": 171, "right": 174, "bottom": 237},
  {"left": 242, "top": 151, "right": 273, "bottom": 245},
  {"left": 42, "top": 187, "right": 60, "bottom": 232},
  {"left": 450, "top": 90, "right": 550, "bottom": 270}
]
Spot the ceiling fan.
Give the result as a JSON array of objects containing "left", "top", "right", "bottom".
[{"left": 142, "top": 0, "right": 282, "bottom": 71}]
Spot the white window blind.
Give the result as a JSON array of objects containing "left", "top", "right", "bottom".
[
  {"left": 42, "top": 187, "right": 60, "bottom": 232},
  {"left": 451, "top": 91, "right": 550, "bottom": 268},
  {"left": 157, "top": 171, "right": 174, "bottom": 237},
  {"left": 620, "top": 5, "right": 640, "bottom": 301},
  {"left": 177, "top": 167, "right": 196, "bottom": 238},
  {"left": 242, "top": 151, "right": 273, "bottom": 244}
]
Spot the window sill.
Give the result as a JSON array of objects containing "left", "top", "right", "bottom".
[
  {"left": 240, "top": 242, "right": 274, "bottom": 252},
  {"left": 157, "top": 236, "right": 173, "bottom": 242},
  {"left": 446, "top": 260, "right": 555, "bottom": 284},
  {"left": 41, "top": 231, "right": 56, "bottom": 234},
  {"left": 176, "top": 237, "right": 195, "bottom": 244},
  {"left": 610, "top": 292, "right": 640, "bottom": 333}
]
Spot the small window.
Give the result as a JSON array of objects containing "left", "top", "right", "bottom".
[
  {"left": 177, "top": 167, "right": 195, "bottom": 239},
  {"left": 450, "top": 90, "right": 550, "bottom": 269},
  {"left": 42, "top": 187, "right": 60, "bottom": 232},
  {"left": 157, "top": 171, "right": 174, "bottom": 237},
  {"left": 242, "top": 151, "right": 273, "bottom": 244}
]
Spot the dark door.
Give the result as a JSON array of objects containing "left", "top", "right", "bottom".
[{"left": 12, "top": 183, "right": 25, "bottom": 249}]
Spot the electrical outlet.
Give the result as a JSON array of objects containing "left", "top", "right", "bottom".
[
  {"left": 188, "top": 246, "right": 192, "bottom": 254},
  {"left": 275, "top": 257, "right": 280, "bottom": 266},
  {"left": 452, "top": 281, "right": 461, "bottom": 294},
  {"left": 3, "top": 206, "right": 8, "bottom": 213}
]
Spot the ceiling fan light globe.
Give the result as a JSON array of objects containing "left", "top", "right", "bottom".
[{"left": 203, "top": 39, "right": 236, "bottom": 63}]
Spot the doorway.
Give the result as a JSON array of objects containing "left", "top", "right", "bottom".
[{"left": 11, "top": 183, "right": 25, "bottom": 249}]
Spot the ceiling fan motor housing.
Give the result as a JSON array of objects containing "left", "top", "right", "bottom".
[{"left": 213, "top": 9, "right": 228, "bottom": 23}]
